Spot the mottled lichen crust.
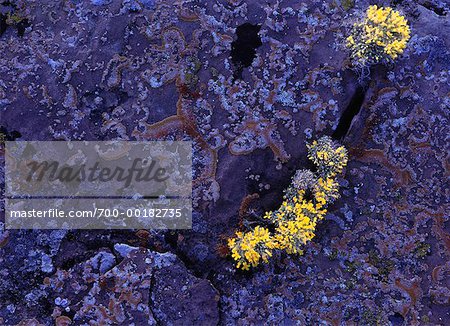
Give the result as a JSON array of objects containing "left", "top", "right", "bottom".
[
  {"left": 0, "top": 0, "right": 449, "bottom": 324},
  {"left": 40, "top": 246, "right": 219, "bottom": 325}
]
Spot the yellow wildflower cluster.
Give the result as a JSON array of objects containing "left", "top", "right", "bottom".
[
  {"left": 307, "top": 136, "right": 348, "bottom": 178},
  {"left": 268, "top": 189, "right": 327, "bottom": 255},
  {"left": 228, "top": 136, "right": 348, "bottom": 270},
  {"left": 346, "top": 5, "right": 410, "bottom": 65},
  {"left": 227, "top": 226, "right": 277, "bottom": 270}
]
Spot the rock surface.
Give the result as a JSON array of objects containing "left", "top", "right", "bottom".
[{"left": 0, "top": 0, "right": 449, "bottom": 324}]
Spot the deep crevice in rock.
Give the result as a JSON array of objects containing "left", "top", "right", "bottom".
[
  {"left": 388, "top": 312, "right": 405, "bottom": 325},
  {"left": 0, "top": 126, "right": 22, "bottom": 140},
  {"left": 332, "top": 85, "right": 367, "bottom": 140},
  {"left": 148, "top": 271, "right": 160, "bottom": 325},
  {"left": 0, "top": 1, "right": 30, "bottom": 37},
  {"left": 420, "top": 2, "right": 447, "bottom": 16},
  {"left": 230, "top": 23, "right": 262, "bottom": 79},
  {"left": 16, "top": 18, "right": 29, "bottom": 37},
  {"left": 0, "top": 14, "right": 8, "bottom": 36}
]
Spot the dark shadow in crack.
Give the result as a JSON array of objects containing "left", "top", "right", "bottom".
[
  {"left": 332, "top": 85, "right": 367, "bottom": 140},
  {"left": 231, "top": 23, "right": 262, "bottom": 80}
]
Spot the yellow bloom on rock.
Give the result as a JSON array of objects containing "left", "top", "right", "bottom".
[
  {"left": 346, "top": 5, "right": 410, "bottom": 65},
  {"left": 307, "top": 136, "right": 348, "bottom": 178},
  {"left": 227, "top": 136, "right": 348, "bottom": 270}
]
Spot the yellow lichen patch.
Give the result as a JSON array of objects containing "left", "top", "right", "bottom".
[
  {"left": 228, "top": 136, "right": 348, "bottom": 270},
  {"left": 346, "top": 5, "right": 410, "bottom": 65}
]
